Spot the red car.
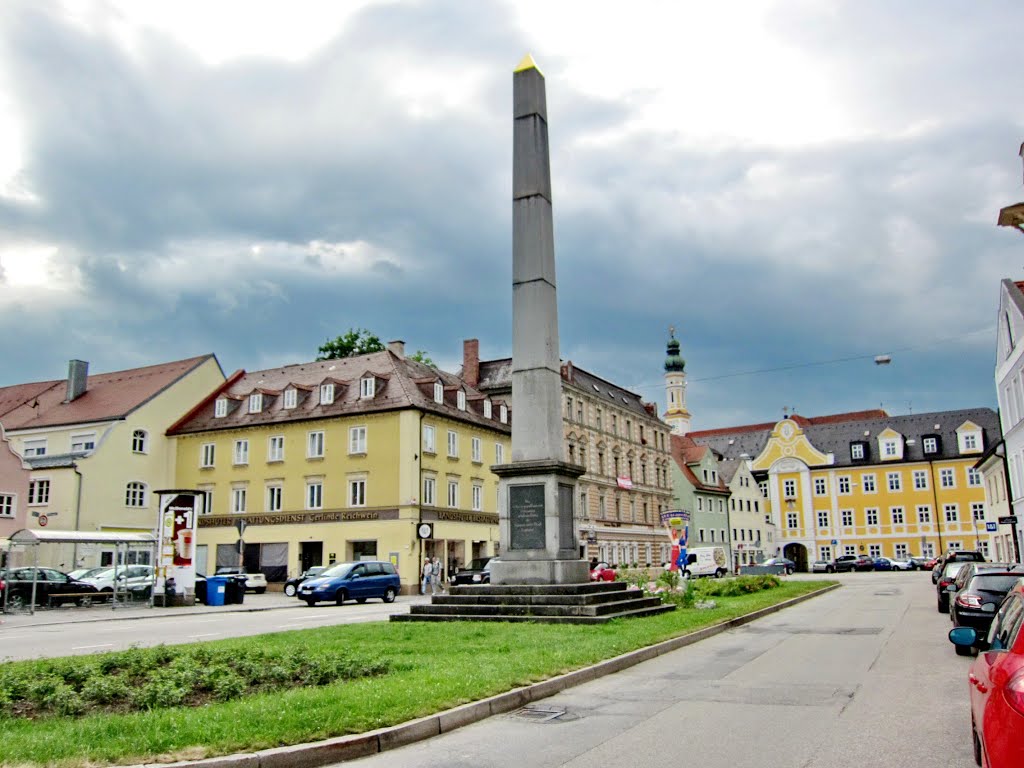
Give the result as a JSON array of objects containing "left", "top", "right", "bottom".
[
  {"left": 949, "top": 581, "right": 1024, "bottom": 766},
  {"left": 590, "top": 562, "right": 616, "bottom": 582}
]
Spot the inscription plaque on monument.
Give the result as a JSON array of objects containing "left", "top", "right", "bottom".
[
  {"left": 509, "top": 484, "right": 546, "bottom": 550},
  {"left": 558, "top": 483, "right": 574, "bottom": 550}
]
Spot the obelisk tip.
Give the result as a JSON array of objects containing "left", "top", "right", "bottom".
[{"left": 514, "top": 53, "right": 543, "bottom": 76}]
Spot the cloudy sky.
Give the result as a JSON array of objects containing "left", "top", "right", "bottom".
[{"left": 1, "top": 0, "right": 1022, "bottom": 430}]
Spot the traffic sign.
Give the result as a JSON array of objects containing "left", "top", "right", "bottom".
[
  {"left": 998, "top": 516, "right": 1018, "bottom": 526},
  {"left": 38, "top": 514, "right": 48, "bottom": 527},
  {"left": 235, "top": 519, "right": 247, "bottom": 536}
]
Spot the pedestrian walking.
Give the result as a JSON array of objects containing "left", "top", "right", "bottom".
[
  {"left": 431, "top": 556, "right": 443, "bottom": 595},
  {"left": 421, "top": 557, "right": 432, "bottom": 595}
]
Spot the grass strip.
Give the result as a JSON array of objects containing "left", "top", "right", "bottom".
[{"left": 0, "top": 580, "right": 833, "bottom": 767}]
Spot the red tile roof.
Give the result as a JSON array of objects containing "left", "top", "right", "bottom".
[
  {"left": 687, "top": 409, "right": 888, "bottom": 438},
  {"left": 0, "top": 355, "right": 217, "bottom": 430},
  {"left": 669, "top": 434, "right": 728, "bottom": 493}
]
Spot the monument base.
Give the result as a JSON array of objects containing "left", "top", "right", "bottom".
[{"left": 490, "top": 558, "right": 589, "bottom": 585}]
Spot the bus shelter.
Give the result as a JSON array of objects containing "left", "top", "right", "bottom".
[{"left": 3, "top": 529, "right": 158, "bottom": 615}]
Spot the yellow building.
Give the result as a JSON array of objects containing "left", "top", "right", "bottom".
[
  {"left": 168, "top": 342, "right": 511, "bottom": 593},
  {"left": 690, "top": 408, "right": 999, "bottom": 570},
  {"left": 0, "top": 356, "right": 226, "bottom": 568}
]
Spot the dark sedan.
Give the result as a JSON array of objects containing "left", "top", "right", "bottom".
[
  {"left": 828, "top": 555, "right": 874, "bottom": 573},
  {"left": 936, "top": 561, "right": 970, "bottom": 613},
  {"left": 0, "top": 567, "right": 100, "bottom": 610},
  {"left": 451, "top": 557, "right": 494, "bottom": 586},
  {"left": 284, "top": 566, "right": 327, "bottom": 597},
  {"left": 931, "top": 549, "right": 986, "bottom": 584},
  {"left": 948, "top": 567, "right": 1024, "bottom": 655}
]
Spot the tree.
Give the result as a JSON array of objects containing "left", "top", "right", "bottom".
[
  {"left": 408, "top": 350, "right": 436, "bottom": 367},
  {"left": 316, "top": 329, "right": 385, "bottom": 361}
]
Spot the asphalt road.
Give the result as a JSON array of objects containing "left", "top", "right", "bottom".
[{"left": 334, "top": 571, "right": 976, "bottom": 768}]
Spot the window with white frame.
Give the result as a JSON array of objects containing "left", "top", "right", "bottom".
[
  {"left": 268, "top": 435, "right": 284, "bottom": 462},
  {"left": 495, "top": 443, "right": 504, "bottom": 464},
  {"left": 266, "top": 486, "right": 282, "bottom": 512},
  {"left": 249, "top": 393, "right": 262, "bottom": 413},
  {"left": 201, "top": 443, "right": 215, "bottom": 468},
  {"left": 306, "top": 481, "right": 322, "bottom": 510},
  {"left": 349, "top": 478, "right": 366, "bottom": 507},
  {"left": 284, "top": 388, "right": 297, "bottom": 409},
  {"left": 215, "top": 398, "right": 228, "bottom": 418},
  {"left": 866, "top": 508, "right": 879, "bottom": 525},
  {"left": 125, "top": 481, "right": 147, "bottom": 508},
  {"left": 786, "top": 512, "right": 798, "bottom": 528},
  {"left": 814, "top": 477, "right": 827, "bottom": 495},
  {"left": 232, "top": 487, "right": 247, "bottom": 514},
  {"left": 471, "top": 437, "right": 482, "bottom": 463},
  {"left": 913, "top": 469, "right": 928, "bottom": 490},
  {"left": 758, "top": 480, "right": 768, "bottom": 497},
  {"left": 457, "top": 390, "right": 466, "bottom": 411},
  {"left": 423, "top": 424, "right": 436, "bottom": 453},
  {"left": 972, "top": 502, "right": 985, "bottom": 520},
  {"left": 820, "top": 545, "right": 832, "bottom": 561},
  {"left": 923, "top": 436, "right": 938, "bottom": 454},
  {"left": 320, "top": 383, "right": 335, "bottom": 405},
  {"left": 891, "top": 506, "right": 905, "bottom": 524},
  {"left": 0, "top": 493, "right": 13, "bottom": 517},
  {"left": 894, "top": 543, "right": 908, "bottom": 559},
  {"left": 423, "top": 476, "right": 436, "bottom": 505},
  {"left": 23, "top": 439, "right": 47, "bottom": 457},
  {"left": 447, "top": 479, "right": 459, "bottom": 508},
  {"left": 948, "top": 541, "right": 962, "bottom": 551},
  {"left": 483, "top": 399, "right": 492, "bottom": 418},
  {"left": 917, "top": 505, "right": 932, "bottom": 523},
  {"left": 940, "top": 468, "right": 955, "bottom": 488},
  {"left": 944, "top": 504, "right": 959, "bottom": 522},
  {"left": 783, "top": 479, "right": 797, "bottom": 498},
  {"left": 307, "top": 431, "right": 325, "bottom": 458},
  {"left": 887, "top": 472, "right": 902, "bottom": 491},
  {"left": 869, "top": 544, "right": 881, "bottom": 558},
  {"left": 817, "top": 510, "right": 829, "bottom": 527},
  {"left": 499, "top": 404, "right": 507, "bottom": 423},
  {"left": 447, "top": 430, "right": 458, "bottom": 458},
  {"left": 349, "top": 426, "right": 367, "bottom": 454},
  {"left": 862, "top": 474, "right": 876, "bottom": 493},
  {"left": 70, "top": 433, "right": 96, "bottom": 452},
  {"left": 360, "top": 377, "right": 375, "bottom": 399},
  {"left": 472, "top": 483, "right": 482, "bottom": 511},
  {"left": 963, "top": 433, "right": 978, "bottom": 451},
  {"left": 844, "top": 545, "right": 856, "bottom": 556},
  {"left": 851, "top": 443, "right": 865, "bottom": 460},
  {"left": 881, "top": 438, "right": 899, "bottom": 457},
  {"left": 841, "top": 509, "right": 854, "bottom": 527},
  {"left": 838, "top": 476, "right": 851, "bottom": 494},
  {"left": 922, "top": 542, "right": 935, "bottom": 557},
  {"left": 433, "top": 381, "right": 443, "bottom": 403},
  {"left": 967, "top": 468, "right": 982, "bottom": 487},
  {"left": 131, "top": 429, "right": 147, "bottom": 453},
  {"left": 233, "top": 439, "right": 249, "bottom": 465}
]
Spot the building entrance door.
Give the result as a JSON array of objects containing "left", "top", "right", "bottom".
[{"left": 300, "top": 541, "right": 323, "bottom": 573}]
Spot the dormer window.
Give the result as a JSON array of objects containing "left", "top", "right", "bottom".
[
  {"left": 360, "top": 376, "right": 375, "bottom": 399},
  {"left": 284, "top": 388, "right": 297, "bottom": 409},
  {"left": 249, "top": 393, "right": 263, "bottom": 414},
  {"left": 433, "top": 381, "right": 443, "bottom": 404},
  {"left": 483, "top": 399, "right": 492, "bottom": 418},
  {"left": 881, "top": 438, "right": 898, "bottom": 457},
  {"left": 499, "top": 404, "right": 508, "bottom": 424},
  {"left": 457, "top": 390, "right": 466, "bottom": 411},
  {"left": 215, "top": 398, "right": 228, "bottom": 418},
  {"left": 957, "top": 423, "right": 983, "bottom": 454},
  {"left": 320, "top": 383, "right": 335, "bottom": 405},
  {"left": 923, "top": 436, "right": 939, "bottom": 455},
  {"left": 850, "top": 442, "right": 866, "bottom": 461},
  {"left": 877, "top": 430, "right": 903, "bottom": 461}
]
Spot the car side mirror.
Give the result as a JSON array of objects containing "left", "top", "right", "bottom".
[
  {"left": 945, "top": 584, "right": 957, "bottom": 592},
  {"left": 949, "top": 626, "right": 977, "bottom": 648}
]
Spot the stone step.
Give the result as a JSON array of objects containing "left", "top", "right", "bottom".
[
  {"left": 407, "top": 595, "right": 664, "bottom": 619},
  {"left": 431, "top": 590, "right": 631, "bottom": 607},
  {"left": 391, "top": 603, "right": 675, "bottom": 625},
  {"left": 449, "top": 582, "right": 629, "bottom": 597}
]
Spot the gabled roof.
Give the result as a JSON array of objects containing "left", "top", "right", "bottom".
[
  {"left": 0, "top": 355, "right": 219, "bottom": 431},
  {"left": 669, "top": 434, "right": 728, "bottom": 494},
  {"left": 168, "top": 350, "right": 510, "bottom": 435}
]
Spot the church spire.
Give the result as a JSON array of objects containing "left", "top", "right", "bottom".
[{"left": 663, "top": 326, "right": 691, "bottom": 434}]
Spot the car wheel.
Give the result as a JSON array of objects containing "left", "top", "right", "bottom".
[
  {"left": 383, "top": 587, "right": 397, "bottom": 604},
  {"left": 938, "top": 598, "right": 948, "bottom": 614},
  {"left": 335, "top": 589, "right": 347, "bottom": 606},
  {"left": 681, "top": 570, "right": 691, "bottom": 580},
  {"left": 284, "top": 584, "right": 296, "bottom": 597},
  {"left": 826, "top": 566, "right": 835, "bottom": 573},
  {"left": 304, "top": 598, "right": 316, "bottom": 607},
  {"left": 255, "top": 587, "right": 266, "bottom": 594},
  {"left": 7, "top": 593, "right": 25, "bottom": 610},
  {"left": 78, "top": 595, "right": 94, "bottom": 608}
]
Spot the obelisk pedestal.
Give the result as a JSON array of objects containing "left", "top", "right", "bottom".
[{"left": 490, "top": 55, "right": 588, "bottom": 587}]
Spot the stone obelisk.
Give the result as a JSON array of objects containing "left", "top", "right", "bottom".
[{"left": 490, "top": 55, "right": 588, "bottom": 586}]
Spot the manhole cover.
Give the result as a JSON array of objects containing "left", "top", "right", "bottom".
[{"left": 512, "top": 705, "right": 574, "bottom": 723}]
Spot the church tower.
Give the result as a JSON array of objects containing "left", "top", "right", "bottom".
[{"left": 663, "top": 327, "right": 691, "bottom": 435}]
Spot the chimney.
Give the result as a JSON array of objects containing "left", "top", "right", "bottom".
[
  {"left": 386, "top": 339, "right": 405, "bottom": 357},
  {"left": 463, "top": 339, "right": 479, "bottom": 387},
  {"left": 66, "top": 360, "right": 89, "bottom": 402}
]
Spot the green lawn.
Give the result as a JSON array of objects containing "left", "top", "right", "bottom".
[{"left": 0, "top": 580, "right": 834, "bottom": 768}]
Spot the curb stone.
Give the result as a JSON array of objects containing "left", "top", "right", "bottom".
[{"left": 121, "top": 583, "right": 839, "bottom": 768}]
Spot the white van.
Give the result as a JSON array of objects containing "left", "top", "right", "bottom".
[{"left": 682, "top": 547, "right": 729, "bottom": 578}]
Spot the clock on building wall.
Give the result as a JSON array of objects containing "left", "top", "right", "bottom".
[{"left": 418, "top": 523, "right": 434, "bottom": 540}]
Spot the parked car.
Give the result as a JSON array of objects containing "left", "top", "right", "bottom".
[
  {"left": 0, "top": 567, "right": 100, "bottom": 609},
  {"left": 451, "top": 557, "right": 494, "bottom": 586},
  {"left": 762, "top": 557, "right": 796, "bottom": 575},
  {"left": 82, "top": 565, "right": 156, "bottom": 598},
  {"left": 590, "top": 562, "right": 617, "bottom": 582},
  {"left": 811, "top": 560, "right": 831, "bottom": 573},
  {"left": 284, "top": 567, "right": 327, "bottom": 597},
  {"left": 948, "top": 566, "right": 1024, "bottom": 655},
  {"left": 932, "top": 550, "right": 987, "bottom": 584},
  {"left": 908, "top": 556, "right": 932, "bottom": 570},
  {"left": 68, "top": 567, "right": 106, "bottom": 581},
  {"left": 874, "top": 557, "right": 913, "bottom": 571},
  {"left": 297, "top": 561, "right": 400, "bottom": 606},
  {"left": 215, "top": 566, "right": 268, "bottom": 593},
  {"left": 936, "top": 561, "right": 970, "bottom": 613},
  {"left": 923, "top": 556, "right": 941, "bottom": 570},
  {"left": 829, "top": 555, "right": 874, "bottom": 573},
  {"left": 948, "top": 581, "right": 1024, "bottom": 766}
]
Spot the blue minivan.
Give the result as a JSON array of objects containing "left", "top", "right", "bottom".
[{"left": 297, "top": 561, "right": 400, "bottom": 606}]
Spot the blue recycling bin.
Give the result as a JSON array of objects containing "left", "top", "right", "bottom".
[{"left": 205, "top": 576, "right": 228, "bottom": 606}]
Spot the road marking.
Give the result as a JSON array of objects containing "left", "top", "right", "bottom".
[{"left": 72, "top": 643, "right": 113, "bottom": 650}]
